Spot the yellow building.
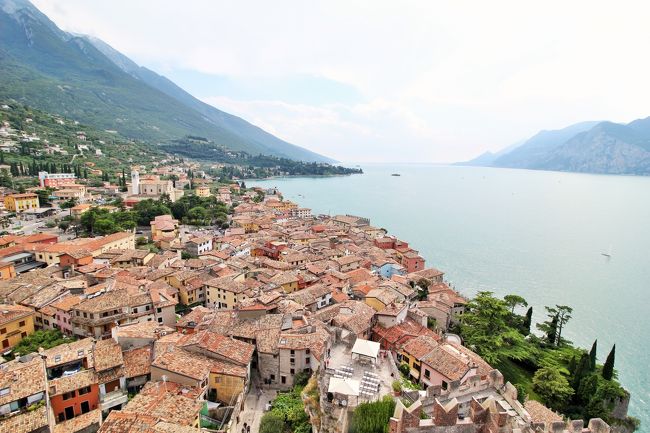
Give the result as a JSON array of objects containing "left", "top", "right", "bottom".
[
  {"left": 34, "top": 231, "right": 135, "bottom": 265},
  {"left": 0, "top": 261, "right": 16, "bottom": 280},
  {"left": 195, "top": 185, "right": 211, "bottom": 198},
  {"left": 270, "top": 271, "right": 300, "bottom": 293},
  {"left": 205, "top": 277, "right": 248, "bottom": 309},
  {"left": 4, "top": 193, "right": 39, "bottom": 212},
  {"left": 0, "top": 304, "right": 36, "bottom": 351},
  {"left": 209, "top": 368, "right": 246, "bottom": 404}
]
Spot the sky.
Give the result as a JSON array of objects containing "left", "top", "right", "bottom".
[{"left": 32, "top": 0, "right": 650, "bottom": 163}]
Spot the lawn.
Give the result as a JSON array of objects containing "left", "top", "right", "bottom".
[{"left": 495, "top": 358, "right": 540, "bottom": 401}]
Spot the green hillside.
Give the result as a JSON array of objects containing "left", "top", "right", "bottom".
[{"left": 0, "top": 0, "right": 331, "bottom": 162}]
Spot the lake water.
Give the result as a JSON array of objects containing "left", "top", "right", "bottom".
[{"left": 249, "top": 163, "right": 650, "bottom": 429}]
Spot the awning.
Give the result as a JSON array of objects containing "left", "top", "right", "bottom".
[
  {"left": 351, "top": 338, "right": 380, "bottom": 360},
  {"left": 328, "top": 377, "right": 360, "bottom": 396}
]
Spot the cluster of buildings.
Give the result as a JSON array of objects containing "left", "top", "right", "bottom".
[{"left": 0, "top": 184, "right": 620, "bottom": 433}]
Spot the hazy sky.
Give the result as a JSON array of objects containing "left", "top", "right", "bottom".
[{"left": 33, "top": 0, "right": 650, "bottom": 162}]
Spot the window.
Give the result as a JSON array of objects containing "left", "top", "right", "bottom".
[
  {"left": 157, "top": 308, "right": 162, "bottom": 313},
  {"left": 290, "top": 368, "right": 295, "bottom": 375},
  {"left": 290, "top": 350, "right": 295, "bottom": 355},
  {"left": 270, "top": 374, "right": 275, "bottom": 381},
  {"left": 21, "top": 332, "right": 27, "bottom": 338},
  {"left": 62, "top": 391, "right": 76, "bottom": 400},
  {"left": 158, "top": 317, "right": 163, "bottom": 323},
  {"left": 424, "top": 370, "right": 430, "bottom": 379},
  {"left": 64, "top": 406, "right": 74, "bottom": 420},
  {"left": 305, "top": 357, "right": 310, "bottom": 364},
  {"left": 0, "top": 387, "right": 9, "bottom": 396},
  {"left": 19, "top": 321, "right": 25, "bottom": 327},
  {"left": 442, "top": 381, "right": 448, "bottom": 390},
  {"left": 281, "top": 376, "right": 286, "bottom": 384},
  {"left": 78, "top": 386, "right": 91, "bottom": 395},
  {"left": 81, "top": 401, "right": 90, "bottom": 414},
  {"left": 0, "top": 328, "right": 5, "bottom": 334}
]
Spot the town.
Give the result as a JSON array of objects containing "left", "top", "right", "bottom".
[{"left": 0, "top": 158, "right": 625, "bottom": 433}]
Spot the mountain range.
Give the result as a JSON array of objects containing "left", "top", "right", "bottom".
[
  {"left": 0, "top": 0, "right": 332, "bottom": 162},
  {"left": 460, "top": 118, "right": 650, "bottom": 175}
]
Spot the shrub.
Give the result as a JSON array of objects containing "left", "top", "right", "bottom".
[
  {"left": 259, "top": 412, "right": 284, "bottom": 433},
  {"left": 399, "top": 363, "right": 410, "bottom": 376},
  {"left": 392, "top": 380, "right": 402, "bottom": 393},
  {"left": 349, "top": 396, "right": 396, "bottom": 433}
]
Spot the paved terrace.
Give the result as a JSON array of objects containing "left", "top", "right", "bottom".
[{"left": 323, "top": 341, "right": 397, "bottom": 405}]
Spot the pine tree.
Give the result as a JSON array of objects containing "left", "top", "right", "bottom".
[
  {"left": 602, "top": 344, "right": 615, "bottom": 380},
  {"left": 589, "top": 340, "right": 597, "bottom": 371},
  {"left": 522, "top": 306, "right": 533, "bottom": 335},
  {"left": 547, "top": 314, "right": 558, "bottom": 345}
]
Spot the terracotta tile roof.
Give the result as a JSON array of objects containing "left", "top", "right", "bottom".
[
  {"left": 0, "top": 403, "right": 48, "bottom": 433},
  {"left": 420, "top": 343, "right": 475, "bottom": 381},
  {"left": 50, "top": 294, "right": 83, "bottom": 312},
  {"left": 74, "top": 289, "right": 128, "bottom": 313},
  {"left": 53, "top": 408, "right": 102, "bottom": 433},
  {"left": 122, "top": 381, "right": 202, "bottom": 426},
  {"left": 0, "top": 303, "right": 34, "bottom": 326},
  {"left": 524, "top": 400, "right": 563, "bottom": 424},
  {"left": 372, "top": 318, "right": 440, "bottom": 347},
  {"left": 50, "top": 369, "right": 97, "bottom": 396},
  {"left": 401, "top": 335, "right": 440, "bottom": 361},
  {"left": 115, "top": 322, "right": 175, "bottom": 340},
  {"left": 93, "top": 338, "right": 124, "bottom": 371},
  {"left": 0, "top": 356, "right": 46, "bottom": 406},
  {"left": 179, "top": 330, "right": 254, "bottom": 366},
  {"left": 123, "top": 346, "right": 153, "bottom": 378},
  {"left": 287, "top": 283, "right": 330, "bottom": 306},
  {"left": 43, "top": 338, "right": 95, "bottom": 368},
  {"left": 151, "top": 347, "right": 214, "bottom": 381},
  {"left": 99, "top": 410, "right": 201, "bottom": 432}
]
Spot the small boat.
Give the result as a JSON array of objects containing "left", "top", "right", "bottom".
[
  {"left": 601, "top": 245, "right": 612, "bottom": 258},
  {"left": 391, "top": 173, "right": 401, "bottom": 177}
]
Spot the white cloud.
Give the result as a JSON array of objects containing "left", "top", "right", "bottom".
[{"left": 31, "top": 0, "right": 650, "bottom": 162}]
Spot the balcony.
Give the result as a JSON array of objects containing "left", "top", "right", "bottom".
[{"left": 100, "top": 389, "right": 128, "bottom": 411}]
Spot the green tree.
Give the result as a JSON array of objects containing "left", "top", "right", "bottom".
[
  {"left": 532, "top": 367, "right": 574, "bottom": 411},
  {"left": 602, "top": 344, "right": 615, "bottom": 380},
  {"left": 504, "top": 294, "right": 528, "bottom": 313},
  {"left": 572, "top": 352, "right": 591, "bottom": 391},
  {"left": 60, "top": 198, "right": 78, "bottom": 209},
  {"left": 522, "top": 306, "right": 533, "bottom": 335},
  {"left": 537, "top": 308, "right": 559, "bottom": 345},
  {"left": 589, "top": 340, "right": 598, "bottom": 371},
  {"left": 58, "top": 221, "right": 70, "bottom": 233},
  {"left": 10, "top": 330, "right": 73, "bottom": 359},
  {"left": 93, "top": 218, "right": 118, "bottom": 235},
  {"left": 460, "top": 291, "right": 527, "bottom": 365}
]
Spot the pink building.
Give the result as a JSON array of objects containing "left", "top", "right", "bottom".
[{"left": 50, "top": 295, "right": 83, "bottom": 335}]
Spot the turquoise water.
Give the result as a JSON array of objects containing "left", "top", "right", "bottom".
[{"left": 249, "top": 164, "right": 650, "bottom": 429}]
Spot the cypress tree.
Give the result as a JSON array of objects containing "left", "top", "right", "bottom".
[
  {"left": 522, "top": 306, "right": 533, "bottom": 335},
  {"left": 568, "top": 355, "right": 577, "bottom": 376},
  {"left": 572, "top": 352, "right": 590, "bottom": 391},
  {"left": 589, "top": 340, "right": 597, "bottom": 371},
  {"left": 0, "top": 152, "right": 4, "bottom": 164},
  {"left": 602, "top": 344, "right": 615, "bottom": 380},
  {"left": 84, "top": 168, "right": 88, "bottom": 179}
]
